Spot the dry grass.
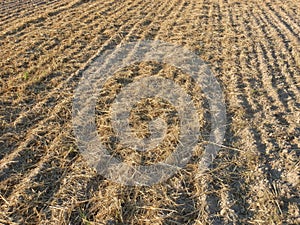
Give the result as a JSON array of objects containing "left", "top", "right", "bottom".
[{"left": 0, "top": 0, "right": 299, "bottom": 224}]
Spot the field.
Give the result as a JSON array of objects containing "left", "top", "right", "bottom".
[{"left": 0, "top": 0, "right": 299, "bottom": 224}]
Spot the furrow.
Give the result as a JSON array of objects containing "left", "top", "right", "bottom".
[
  {"left": 0, "top": 0, "right": 147, "bottom": 143},
  {"left": 239, "top": 125, "right": 284, "bottom": 224},
  {"left": 193, "top": 1, "right": 227, "bottom": 224},
  {"left": 0, "top": 94, "right": 73, "bottom": 176},
  {"left": 0, "top": 0, "right": 78, "bottom": 35},
  {"left": 0, "top": 0, "right": 176, "bottom": 198},
  {"left": 0, "top": 0, "right": 134, "bottom": 96},
  {"left": 237, "top": 1, "right": 299, "bottom": 223},
  {"left": 204, "top": 1, "right": 275, "bottom": 223},
  {"left": 0, "top": 0, "right": 176, "bottom": 203},
  {"left": 0, "top": 123, "right": 75, "bottom": 222},
  {"left": 271, "top": 3, "right": 300, "bottom": 35},
  {"left": 254, "top": 7, "right": 300, "bottom": 94},
  {"left": 264, "top": 2, "right": 300, "bottom": 42},
  {"left": 43, "top": 0, "right": 193, "bottom": 222},
  {"left": 0, "top": 0, "right": 64, "bottom": 28},
  {"left": 277, "top": 3, "right": 300, "bottom": 29},
  {"left": 258, "top": 2, "right": 300, "bottom": 75},
  {"left": 253, "top": 7, "right": 299, "bottom": 113},
  {"left": 1, "top": 0, "right": 299, "bottom": 224},
  {"left": 0, "top": 0, "right": 117, "bottom": 70},
  {"left": 0, "top": 0, "right": 152, "bottom": 163},
  {"left": 207, "top": 1, "right": 252, "bottom": 223}
]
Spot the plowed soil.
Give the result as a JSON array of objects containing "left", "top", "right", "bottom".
[{"left": 0, "top": 0, "right": 299, "bottom": 224}]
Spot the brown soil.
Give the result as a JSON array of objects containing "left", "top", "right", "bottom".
[{"left": 0, "top": 0, "right": 299, "bottom": 224}]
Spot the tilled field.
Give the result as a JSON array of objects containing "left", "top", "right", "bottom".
[{"left": 0, "top": 0, "right": 299, "bottom": 224}]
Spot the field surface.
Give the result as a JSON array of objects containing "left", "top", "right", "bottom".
[{"left": 0, "top": 0, "right": 299, "bottom": 224}]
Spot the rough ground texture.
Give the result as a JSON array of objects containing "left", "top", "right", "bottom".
[{"left": 0, "top": 0, "right": 299, "bottom": 224}]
